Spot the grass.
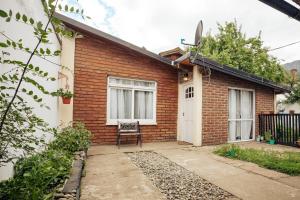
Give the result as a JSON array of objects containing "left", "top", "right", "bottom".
[{"left": 214, "top": 145, "right": 300, "bottom": 176}]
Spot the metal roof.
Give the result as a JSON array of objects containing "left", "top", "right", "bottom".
[
  {"left": 259, "top": 0, "right": 300, "bottom": 22},
  {"left": 188, "top": 52, "right": 290, "bottom": 93},
  {"left": 55, "top": 12, "right": 290, "bottom": 93}
]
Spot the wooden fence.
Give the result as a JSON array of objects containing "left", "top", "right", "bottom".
[{"left": 259, "top": 114, "right": 300, "bottom": 146}]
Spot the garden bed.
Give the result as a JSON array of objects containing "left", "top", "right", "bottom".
[
  {"left": 214, "top": 145, "right": 300, "bottom": 176},
  {"left": 0, "top": 123, "right": 91, "bottom": 200},
  {"left": 127, "top": 151, "right": 236, "bottom": 200}
]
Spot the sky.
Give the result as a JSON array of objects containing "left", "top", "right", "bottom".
[{"left": 65, "top": 0, "right": 300, "bottom": 64}]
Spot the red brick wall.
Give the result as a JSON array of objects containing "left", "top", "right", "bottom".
[
  {"left": 73, "top": 33, "right": 178, "bottom": 144},
  {"left": 202, "top": 70, "right": 274, "bottom": 145}
]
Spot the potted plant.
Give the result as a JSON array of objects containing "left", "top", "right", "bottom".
[
  {"left": 264, "top": 130, "right": 271, "bottom": 143},
  {"left": 269, "top": 136, "right": 275, "bottom": 145},
  {"left": 56, "top": 88, "right": 74, "bottom": 104}
]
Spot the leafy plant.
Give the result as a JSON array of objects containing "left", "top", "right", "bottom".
[
  {"left": 264, "top": 130, "right": 272, "bottom": 141},
  {"left": 285, "top": 83, "right": 300, "bottom": 104},
  {"left": 54, "top": 88, "right": 74, "bottom": 99},
  {"left": 0, "top": 122, "right": 91, "bottom": 200},
  {"left": 215, "top": 145, "right": 300, "bottom": 175},
  {"left": 191, "top": 21, "right": 287, "bottom": 84},
  {"left": 49, "top": 122, "right": 91, "bottom": 154}
]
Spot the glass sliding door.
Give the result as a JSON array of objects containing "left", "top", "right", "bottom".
[{"left": 228, "top": 88, "right": 254, "bottom": 142}]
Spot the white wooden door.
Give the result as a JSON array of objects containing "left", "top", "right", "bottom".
[{"left": 181, "top": 84, "right": 194, "bottom": 143}]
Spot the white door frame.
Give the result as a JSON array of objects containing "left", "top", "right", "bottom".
[
  {"left": 228, "top": 87, "right": 255, "bottom": 142},
  {"left": 178, "top": 81, "right": 194, "bottom": 143}
]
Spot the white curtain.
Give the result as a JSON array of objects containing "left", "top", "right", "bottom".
[
  {"left": 134, "top": 91, "right": 153, "bottom": 119},
  {"left": 229, "top": 89, "right": 237, "bottom": 141},
  {"left": 110, "top": 88, "right": 132, "bottom": 119},
  {"left": 241, "top": 91, "right": 253, "bottom": 140}
]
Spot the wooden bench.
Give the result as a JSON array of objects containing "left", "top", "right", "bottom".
[{"left": 116, "top": 121, "right": 142, "bottom": 149}]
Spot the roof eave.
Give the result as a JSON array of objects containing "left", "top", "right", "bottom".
[
  {"left": 189, "top": 54, "right": 290, "bottom": 93},
  {"left": 259, "top": 0, "right": 300, "bottom": 22}
]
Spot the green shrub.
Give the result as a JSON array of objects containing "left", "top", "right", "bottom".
[
  {"left": 214, "top": 145, "right": 300, "bottom": 175},
  {"left": 0, "top": 150, "right": 72, "bottom": 200},
  {"left": 0, "top": 122, "right": 91, "bottom": 200},
  {"left": 48, "top": 122, "right": 91, "bottom": 154}
]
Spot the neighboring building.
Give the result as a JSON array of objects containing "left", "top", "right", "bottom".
[
  {"left": 55, "top": 13, "right": 289, "bottom": 147},
  {"left": 0, "top": 0, "right": 63, "bottom": 181},
  {"left": 276, "top": 61, "right": 300, "bottom": 114}
]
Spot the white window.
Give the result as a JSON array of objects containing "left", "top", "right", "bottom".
[
  {"left": 107, "top": 77, "right": 157, "bottom": 125},
  {"left": 228, "top": 88, "right": 255, "bottom": 142}
]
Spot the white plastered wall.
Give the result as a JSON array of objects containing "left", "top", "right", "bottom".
[
  {"left": 58, "top": 36, "right": 75, "bottom": 127},
  {"left": 0, "top": 0, "right": 60, "bottom": 180}
]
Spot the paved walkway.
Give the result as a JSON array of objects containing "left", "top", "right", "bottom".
[{"left": 81, "top": 142, "right": 300, "bottom": 200}]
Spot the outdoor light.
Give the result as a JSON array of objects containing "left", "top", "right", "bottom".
[{"left": 183, "top": 73, "right": 189, "bottom": 81}]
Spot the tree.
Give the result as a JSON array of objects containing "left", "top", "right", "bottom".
[
  {"left": 193, "top": 21, "right": 287, "bottom": 83},
  {"left": 0, "top": 0, "right": 88, "bottom": 165}
]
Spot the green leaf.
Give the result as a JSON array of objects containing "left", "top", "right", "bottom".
[
  {"left": 37, "top": 21, "right": 43, "bottom": 29},
  {"left": 65, "top": 5, "right": 69, "bottom": 11},
  {"left": 28, "top": 91, "right": 33, "bottom": 95},
  {"left": 11, "top": 42, "right": 16, "bottom": 48},
  {"left": 22, "top": 14, "right": 27, "bottom": 23},
  {"left": 9, "top": 10, "right": 12, "bottom": 17},
  {"left": 0, "top": 10, "right": 8, "bottom": 18},
  {"left": 29, "top": 18, "right": 34, "bottom": 24},
  {"left": 39, "top": 48, "right": 45, "bottom": 55},
  {"left": 16, "top": 12, "right": 20, "bottom": 20},
  {"left": 46, "top": 48, "right": 51, "bottom": 55},
  {"left": 0, "top": 42, "right": 8, "bottom": 48}
]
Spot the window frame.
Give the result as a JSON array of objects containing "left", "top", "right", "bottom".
[
  {"left": 227, "top": 87, "right": 255, "bottom": 142},
  {"left": 106, "top": 76, "right": 157, "bottom": 125}
]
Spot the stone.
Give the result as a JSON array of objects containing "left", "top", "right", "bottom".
[{"left": 127, "top": 151, "right": 236, "bottom": 200}]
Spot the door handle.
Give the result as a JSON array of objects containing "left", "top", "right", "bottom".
[{"left": 183, "top": 112, "right": 184, "bottom": 116}]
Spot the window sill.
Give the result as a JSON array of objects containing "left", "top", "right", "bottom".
[{"left": 106, "top": 121, "right": 157, "bottom": 126}]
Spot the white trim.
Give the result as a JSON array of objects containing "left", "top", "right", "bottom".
[
  {"left": 106, "top": 76, "right": 157, "bottom": 125},
  {"left": 227, "top": 87, "right": 256, "bottom": 142}
]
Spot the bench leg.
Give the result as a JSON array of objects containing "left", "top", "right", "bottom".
[
  {"left": 139, "top": 134, "right": 142, "bottom": 148},
  {"left": 118, "top": 135, "right": 121, "bottom": 149}
]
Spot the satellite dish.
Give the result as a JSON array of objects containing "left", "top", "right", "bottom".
[{"left": 194, "top": 20, "right": 203, "bottom": 47}]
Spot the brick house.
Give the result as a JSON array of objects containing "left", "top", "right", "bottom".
[{"left": 56, "top": 13, "right": 289, "bottom": 146}]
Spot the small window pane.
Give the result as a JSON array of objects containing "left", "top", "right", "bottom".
[
  {"left": 109, "top": 78, "right": 133, "bottom": 85},
  {"left": 134, "top": 91, "right": 153, "bottom": 119},
  {"left": 134, "top": 80, "right": 155, "bottom": 87},
  {"left": 110, "top": 88, "right": 132, "bottom": 119}
]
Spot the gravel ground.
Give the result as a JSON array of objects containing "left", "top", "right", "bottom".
[{"left": 127, "top": 151, "right": 236, "bottom": 200}]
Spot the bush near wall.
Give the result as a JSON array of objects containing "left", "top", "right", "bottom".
[{"left": 0, "top": 122, "right": 91, "bottom": 200}]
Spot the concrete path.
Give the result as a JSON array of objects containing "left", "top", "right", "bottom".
[
  {"left": 81, "top": 151, "right": 165, "bottom": 200},
  {"left": 157, "top": 147, "right": 300, "bottom": 200},
  {"left": 81, "top": 142, "right": 300, "bottom": 200}
]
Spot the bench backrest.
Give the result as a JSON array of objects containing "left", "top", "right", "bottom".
[{"left": 118, "top": 121, "right": 140, "bottom": 133}]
